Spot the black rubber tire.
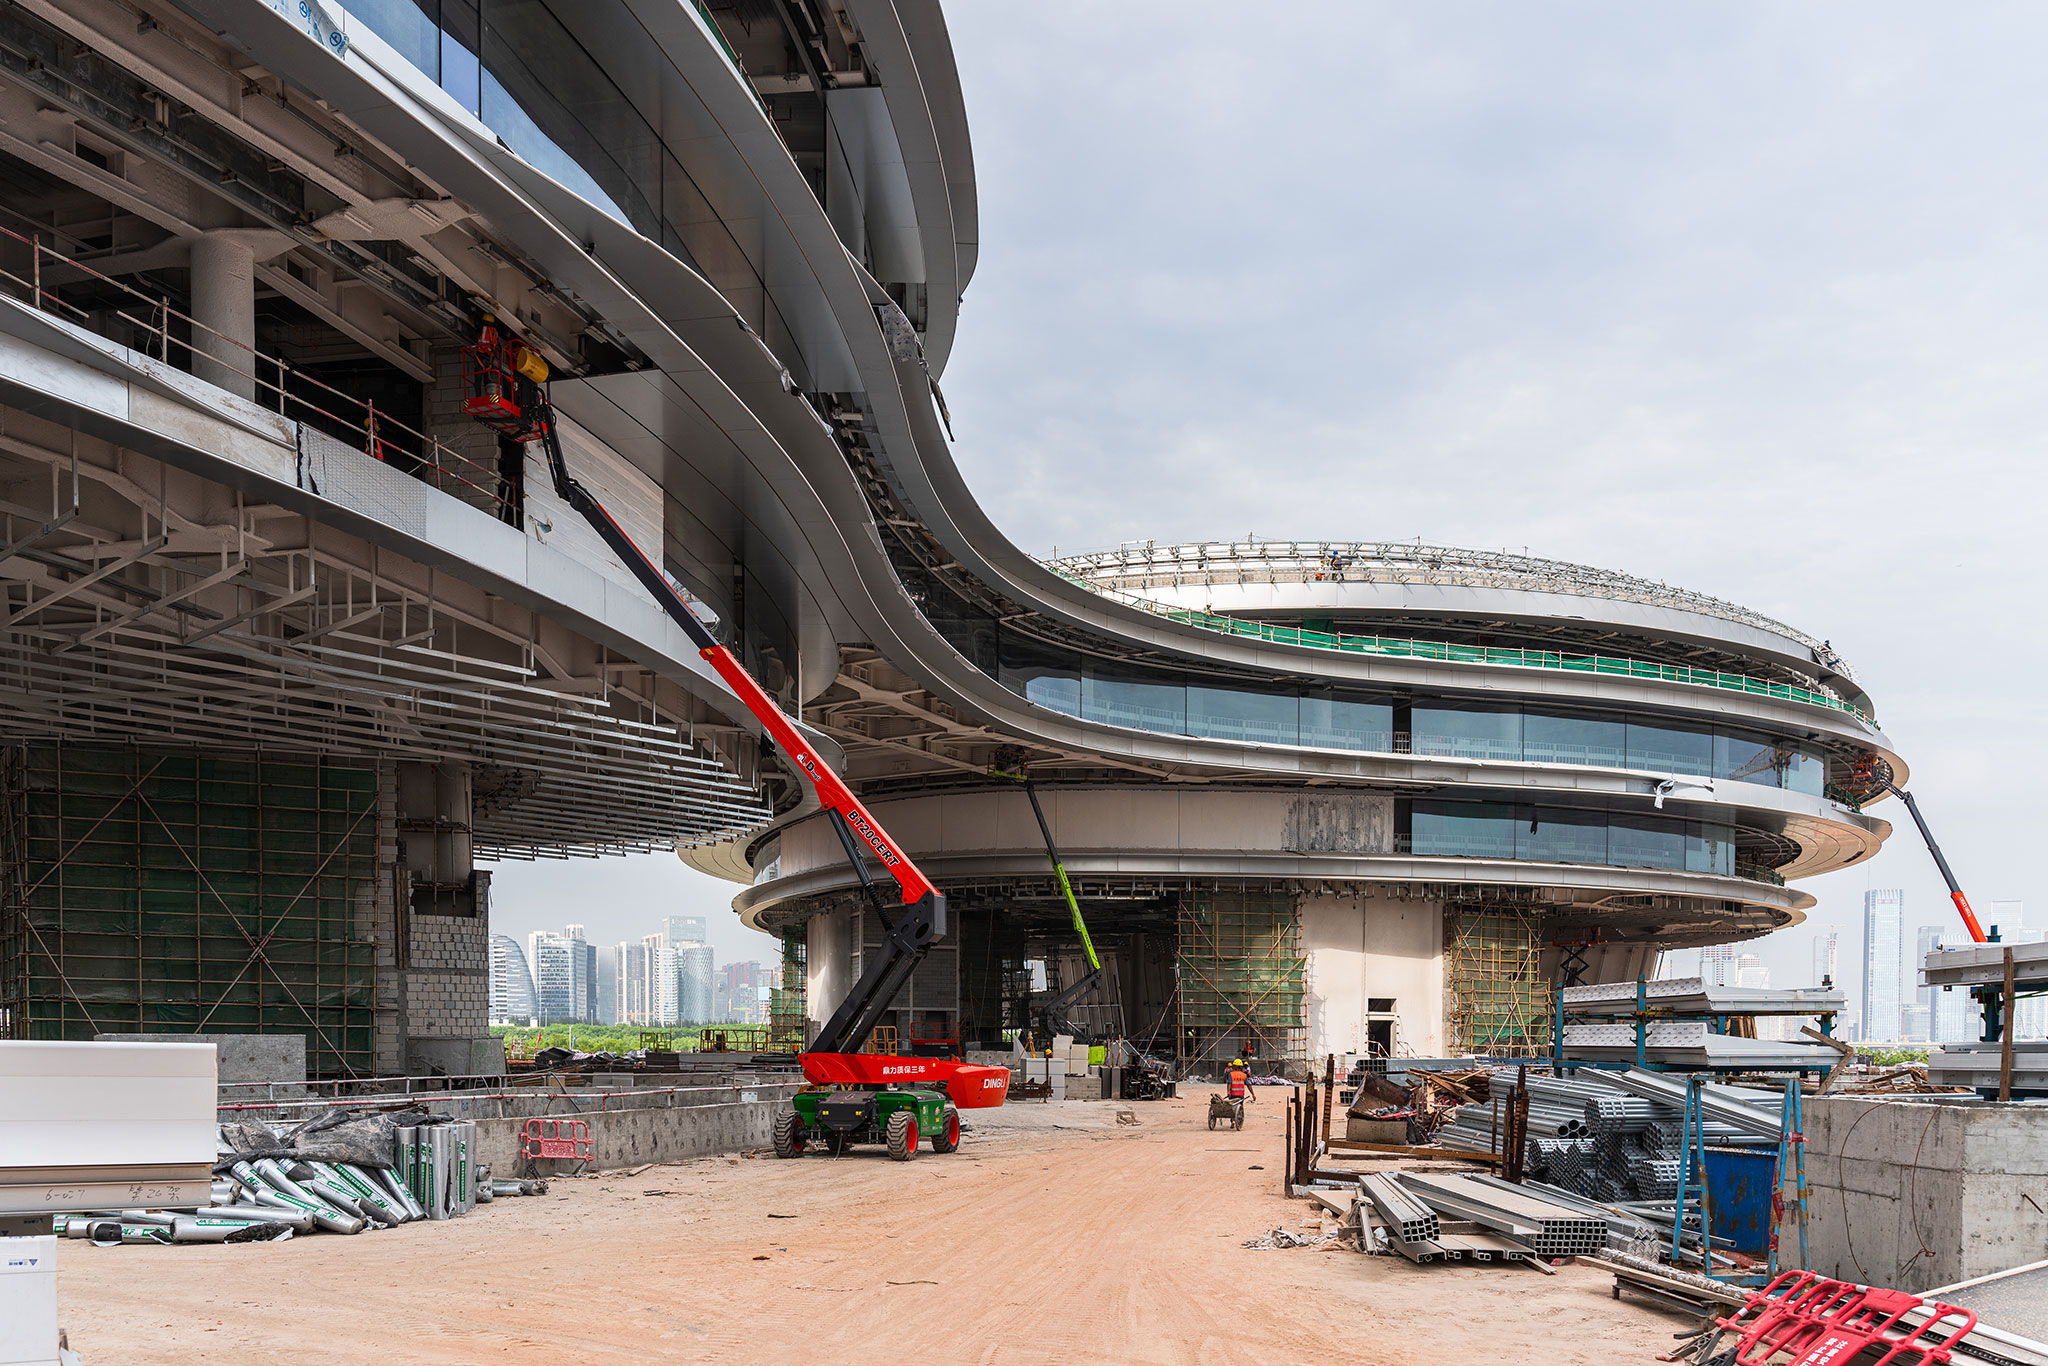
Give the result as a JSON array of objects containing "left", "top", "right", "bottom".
[
  {"left": 930, "top": 1105, "right": 961, "bottom": 1153},
  {"left": 1207, "top": 1114, "right": 1218, "bottom": 1131},
  {"left": 1232, "top": 1111, "right": 1244, "bottom": 1131},
  {"left": 886, "top": 1110, "right": 920, "bottom": 1161},
  {"left": 772, "top": 1109, "right": 806, "bottom": 1158}
]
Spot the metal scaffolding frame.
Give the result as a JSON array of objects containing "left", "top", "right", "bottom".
[
  {"left": 768, "top": 928, "right": 806, "bottom": 1050},
  {"left": 1047, "top": 538, "right": 1848, "bottom": 679},
  {"left": 1444, "top": 904, "right": 1550, "bottom": 1057},
  {"left": 0, "top": 743, "right": 380, "bottom": 1075},
  {"left": 1175, "top": 886, "right": 1306, "bottom": 1072}
]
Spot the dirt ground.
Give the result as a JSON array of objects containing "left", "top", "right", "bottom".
[{"left": 59, "top": 1089, "right": 1681, "bottom": 1365}]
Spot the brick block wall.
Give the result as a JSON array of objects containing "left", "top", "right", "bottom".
[{"left": 406, "top": 913, "right": 489, "bottom": 1037}]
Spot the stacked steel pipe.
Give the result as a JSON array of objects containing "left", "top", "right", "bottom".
[
  {"left": 1430, "top": 1067, "right": 1784, "bottom": 1203},
  {"left": 56, "top": 1117, "right": 546, "bottom": 1247}
]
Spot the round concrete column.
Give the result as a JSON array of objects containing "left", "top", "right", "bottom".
[{"left": 190, "top": 232, "right": 256, "bottom": 400}]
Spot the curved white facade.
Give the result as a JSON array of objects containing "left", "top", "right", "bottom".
[{"left": 0, "top": 0, "right": 1900, "bottom": 1069}]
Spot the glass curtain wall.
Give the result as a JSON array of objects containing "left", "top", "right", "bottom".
[
  {"left": 341, "top": 0, "right": 806, "bottom": 368},
  {"left": 1406, "top": 801, "right": 1738, "bottom": 876}
]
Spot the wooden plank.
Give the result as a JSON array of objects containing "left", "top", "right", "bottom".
[
  {"left": 1304, "top": 1187, "right": 1353, "bottom": 1218},
  {"left": 1324, "top": 1141, "right": 1502, "bottom": 1163}
]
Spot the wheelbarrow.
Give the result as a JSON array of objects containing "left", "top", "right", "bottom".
[{"left": 1207, "top": 1093, "right": 1245, "bottom": 1131}]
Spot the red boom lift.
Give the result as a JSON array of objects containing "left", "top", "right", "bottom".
[{"left": 465, "top": 322, "right": 1008, "bottom": 1115}]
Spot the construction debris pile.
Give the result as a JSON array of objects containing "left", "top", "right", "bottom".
[
  {"left": 52, "top": 1111, "right": 543, "bottom": 1247},
  {"left": 1430, "top": 1068, "right": 1784, "bottom": 1206}
]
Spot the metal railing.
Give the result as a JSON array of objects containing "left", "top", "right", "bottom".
[
  {"left": 1051, "top": 538, "right": 1855, "bottom": 684},
  {"left": 1042, "top": 562, "right": 1872, "bottom": 724},
  {"left": 0, "top": 221, "right": 517, "bottom": 522}
]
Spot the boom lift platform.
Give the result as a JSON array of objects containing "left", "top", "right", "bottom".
[{"left": 465, "top": 322, "right": 1008, "bottom": 1160}]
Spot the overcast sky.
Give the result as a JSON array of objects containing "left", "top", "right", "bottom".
[{"left": 494, "top": 4, "right": 2048, "bottom": 1030}]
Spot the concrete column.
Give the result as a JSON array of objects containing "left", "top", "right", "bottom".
[
  {"left": 190, "top": 232, "right": 256, "bottom": 400},
  {"left": 805, "top": 906, "right": 859, "bottom": 1043}
]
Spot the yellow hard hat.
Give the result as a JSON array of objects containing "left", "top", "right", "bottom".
[{"left": 1232, "top": 1058, "right": 1244, "bottom": 1067}]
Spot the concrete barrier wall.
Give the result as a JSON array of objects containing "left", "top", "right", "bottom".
[
  {"left": 1805, "top": 1096, "right": 2048, "bottom": 1293},
  {"left": 221, "top": 1080, "right": 803, "bottom": 1177},
  {"left": 474, "top": 1089, "right": 800, "bottom": 1174}
]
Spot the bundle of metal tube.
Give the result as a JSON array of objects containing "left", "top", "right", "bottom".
[
  {"left": 60, "top": 1118, "right": 506, "bottom": 1247},
  {"left": 1426, "top": 1066, "right": 1786, "bottom": 1208}
]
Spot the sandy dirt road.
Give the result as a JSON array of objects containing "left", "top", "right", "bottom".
[{"left": 60, "top": 1090, "right": 1678, "bottom": 1365}]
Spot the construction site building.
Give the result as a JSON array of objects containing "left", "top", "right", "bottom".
[{"left": 0, "top": 0, "right": 1903, "bottom": 1078}]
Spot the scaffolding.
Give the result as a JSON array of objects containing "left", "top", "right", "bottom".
[
  {"left": 1176, "top": 887, "right": 1306, "bottom": 1073},
  {"left": 0, "top": 744, "right": 380, "bottom": 1076},
  {"left": 768, "top": 928, "right": 806, "bottom": 1050},
  {"left": 1444, "top": 905, "right": 1549, "bottom": 1056}
]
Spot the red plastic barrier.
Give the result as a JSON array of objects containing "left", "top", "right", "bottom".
[
  {"left": 1716, "top": 1271, "right": 1976, "bottom": 1365},
  {"left": 519, "top": 1118, "right": 592, "bottom": 1162}
]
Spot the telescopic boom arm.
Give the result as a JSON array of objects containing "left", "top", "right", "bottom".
[{"left": 1870, "top": 774, "right": 1987, "bottom": 944}]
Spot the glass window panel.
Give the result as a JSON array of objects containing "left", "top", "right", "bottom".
[
  {"left": 1783, "top": 746, "right": 1825, "bottom": 797},
  {"left": 902, "top": 563, "right": 998, "bottom": 677},
  {"left": 439, "top": 27, "right": 481, "bottom": 114},
  {"left": 345, "top": 0, "right": 440, "bottom": 77},
  {"left": 1609, "top": 813, "right": 1686, "bottom": 870},
  {"left": 1626, "top": 718, "right": 1715, "bottom": 777},
  {"left": 1411, "top": 801, "right": 1515, "bottom": 860},
  {"left": 998, "top": 631, "right": 1078, "bottom": 717},
  {"left": 1516, "top": 806, "right": 1608, "bottom": 864},
  {"left": 482, "top": 73, "right": 633, "bottom": 225},
  {"left": 1301, "top": 694, "right": 1394, "bottom": 753},
  {"left": 1523, "top": 711, "right": 1626, "bottom": 768},
  {"left": 1688, "top": 822, "right": 1737, "bottom": 876},
  {"left": 1082, "top": 662, "right": 1185, "bottom": 734},
  {"left": 1715, "top": 729, "right": 1784, "bottom": 789},
  {"left": 480, "top": 0, "right": 659, "bottom": 231},
  {"left": 1412, "top": 703, "right": 1522, "bottom": 762},
  {"left": 1186, "top": 686, "right": 1298, "bottom": 745}
]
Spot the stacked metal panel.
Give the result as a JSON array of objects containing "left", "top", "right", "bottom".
[
  {"left": 1562, "top": 977, "right": 1844, "bottom": 1018},
  {"left": 1561, "top": 1022, "right": 1840, "bottom": 1069}
]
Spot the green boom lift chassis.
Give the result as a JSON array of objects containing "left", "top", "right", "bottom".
[{"left": 775, "top": 1087, "right": 961, "bottom": 1161}]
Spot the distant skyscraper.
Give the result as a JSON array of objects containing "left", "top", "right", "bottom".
[
  {"left": 1909, "top": 924, "right": 1974, "bottom": 1043},
  {"left": 680, "top": 943, "right": 716, "bottom": 1022},
  {"left": 1899, "top": 1003, "right": 1931, "bottom": 1043},
  {"left": 619, "top": 940, "right": 650, "bottom": 1025},
  {"left": 528, "top": 929, "right": 591, "bottom": 1025},
  {"left": 1811, "top": 927, "right": 1839, "bottom": 987},
  {"left": 595, "top": 944, "right": 619, "bottom": 1025},
  {"left": 665, "top": 916, "right": 707, "bottom": 945},
  {"left": 1985, "top": 901, "right": 2043, "bottom": 1040},
  {"left": 1861, "top": 889, "right": 1904, "bottom": 1041},
  {"left": 1735, "top": 954, "right": 1768, "bottom": 990},
  {"left": 721, "top": 961, "right": 768, "bottom": 1023},
  {"left": 650, "top": 936, "right": 681, "bottom": 1026},
  {"left": 1700, "top": 942, "right": 1739, "bottom": 987},
  {"left": 489, "top": 934, "right": 537, "bottom": 1026}
]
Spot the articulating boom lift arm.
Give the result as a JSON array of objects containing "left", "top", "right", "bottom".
[
  {"left": 466, "top": 323, "right": 952, "bottom": 1068},
  {"left": 531, "top": 419, "right": 947, "bottom": 1054}
]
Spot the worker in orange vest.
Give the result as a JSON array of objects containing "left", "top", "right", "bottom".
[{"left": 1227, "top": 1058, "right": 1254, "bottom": 1102}]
